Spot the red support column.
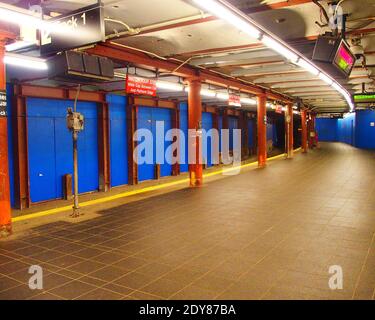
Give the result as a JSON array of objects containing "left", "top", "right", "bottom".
[
  {"left": 187, "top": 79, "right": 203, "bottom": 187},
  {"left": 286, "top": 103, "right": 294, "bottom": 159},
  {"left": 301, "top": 108, "right": 308, "bottom": 153},
  {"left": 0, "top": 33, "right": 12, "bottom": 236},
  {"left": 257, "top": 94, "right": 267, "bottom": 167},
  {"left": 98, "top": 101, "right": 111, "bottom": 192}
]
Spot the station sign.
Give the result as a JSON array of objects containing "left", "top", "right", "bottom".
[
  {"left": 0, "top": 90, "right": 7, "bottom": 117},
  {"left": 228, "top": 94, "right": 241, "bottom": 107},
  {"left": 353, "top": 93, "right": 375, "bottom": 104},
  {"left": 126, "top": 75, "right": 157, "bottom": 96},
  {"left": 275, "top": 105, "right": 283, "bottom": 114},
  {"left": 40, "top": 3, "right": 105, "bottom": 56},
  {"left": 317, "top": 113, "right": 343, "bottom": 119}
]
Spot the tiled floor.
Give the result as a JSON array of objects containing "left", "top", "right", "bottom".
[{"left": 0, "top": 142, "right": 374, "bottom": 300}]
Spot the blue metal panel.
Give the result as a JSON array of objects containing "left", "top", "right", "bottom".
[
  {"left": 27, "top": 98, "right": 98, "bottom": 202},
  {"left": 153, "top": 108, "right": 172, "bottom": 177},
  {"left": 272, "top": 123, "right": 278, "bottom": 146},
  {"left": 219, "top": 115, "right": 223, "bottom": 152},
  {"left": 137, "top": 106, "right": 173, "bottom": 181},
  {"left": 28, "top": 117, "right": 57, "bottom": 202},
  {"left": 337, "top": 113, "right": 355, "bottom": 146},
  {"left": 179, "top": 102, "right": 188, "bottom": 173},
  {"left": 248, "top": 119, "right": 254, "bottom": 148},
  {"left": 78, "top": 116, "right": 99, "bottom": 193},
  {"left": 107, "top": 94, "right": 128, "bottom": 187},
  {"left": 229, "top": 116, "right": 238, "bottom": 150},
  {"left": 266, "top": 123, "right": 273, "bottom": 141},
  {"left": 202, "top": 112, "right": 213, "bottom": 167},
  {"left": 54, "top": 117, "right": 73, "bottom": 198},
  {"left": 355, "top": 110, "right": 375, "bottom": 149},
  {"left": 137, "top": 107, "right": 154, "bottom": 182},
  {"left": 316, "top": 118, "right": 338, "bottom": 142}
]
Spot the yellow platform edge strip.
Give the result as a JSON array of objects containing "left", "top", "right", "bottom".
[{"left": 12, "top": 148, "right": 302, "bottom": 223}]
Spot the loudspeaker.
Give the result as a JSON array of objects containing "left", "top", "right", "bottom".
[
  {"left": 48, "top": 51, "right": 114, "bottom": 83},
  {"left": 312, "top": 36, "right": 340, "bottom": 63}
]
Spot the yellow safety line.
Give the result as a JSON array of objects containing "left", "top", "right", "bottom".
[{"left": 12, "top": 148, "right": 301, "bottom": 223}]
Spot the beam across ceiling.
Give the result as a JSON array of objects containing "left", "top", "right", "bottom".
[{"left": 86, "top": 42, "right": 293, "bottom": 103}]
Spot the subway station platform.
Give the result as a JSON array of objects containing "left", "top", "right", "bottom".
[{"left": 1, "top": 143, "right": 374, "bottom": 300}]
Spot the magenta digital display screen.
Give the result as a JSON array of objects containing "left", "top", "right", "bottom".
[{"left": 333, "top": 41, "right": 355, "bottom": 76}]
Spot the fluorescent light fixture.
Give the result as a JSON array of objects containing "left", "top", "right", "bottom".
[
  {"left": 0, "top": 7, "right": 44, "bottom": 29},
  {"left": 240, "top": 97, "right": 257, "bottom": 105},
  {"left": 201, "top": 89, "right": 216, "bottom": 97},
  {"left": 4, "top": 53, "right": 48, "bottom": 70},
  {"left": 332, "top": 82, "right": 347, "bottom": 97},
  {"left": 190, "top": 0, "right": 353, "bottom": 112},
  {"left": 262, "top": 36, "right": 298, "bottom": 63},
  {"left": 296, "top": 59, "right": 319, "bottom": 76},
  {"left": 293, "top": 110, "right": 300, "bottom": 115},
  {"left": 156, "top": 81, "right": 184, "bottom": 91},
  {"left": 319, "top": 73, "right": 333, "bottom": 85},
  {"left": 216, "top": 92, "right": 229, "bottom": 100},
  {"left": 266, "top": 102, "right": 274, "bottom": 109},
  {"left": 5, "top": 41, "right": 33, "bottom": 52},
  {"left": 0, "top": 4, "right": 85, "bottom": 37},
  {"left": 192, "top": 0, "right": 261, "bottom": 39},
  {"left": 293, "top": 105, "right": 298, "bottom": 110}
]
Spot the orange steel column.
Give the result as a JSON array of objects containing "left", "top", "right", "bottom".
[
  {"left": 257, "top": 94, "right": 267, "bottom": 167},
  {"left": 0, "top": 34, "right": 12, "bottom": 237},
  {"left": 187, "top": 79, "right": 203, "bottom": 187},
  {"left": 301, "top": 109, "right": 308, "bottom": 153},
  {"left": 286, "top": 103, "right": 294, "bottom": 159}
]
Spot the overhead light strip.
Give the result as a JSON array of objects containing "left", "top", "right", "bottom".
[
  {"left": 191, "top": 0, "right": 354, "bottom": 112},
  {"left": 3, "top": 53, "right": 48, "bottom": 70}
]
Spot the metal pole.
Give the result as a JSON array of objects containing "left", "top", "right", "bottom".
[{"left": 72, "top": 130, "right": 80, "bottom": 217}]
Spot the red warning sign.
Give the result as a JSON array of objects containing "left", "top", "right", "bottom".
[
  {"left": 228, "top": 94, "right": 241, "bottom": 107},
  {"left": 126, "top": 75, "right": 157, "bottom": 96}
]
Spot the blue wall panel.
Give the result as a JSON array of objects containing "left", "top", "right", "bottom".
[
  {"left": 137, "top": 106, "right": 173, "bottom": 182},
  {"left": 179, "top": 102, "right": 188, "bottom": 173},
  {"left": 248, "top": 119, "right": 254, "bottom": 148},
  {"left": 155, "top": 108, "right": 172, "bottom": 178},
  {"left": 202, "top": 112, "right": 213, "bottom": 167},
  {"left": 137, "top": 107, "right": 154, "bottom": 182},
  {"left": 337, "top": 114, "right": 355, "bottom": 146},
  {"left": 316, "top": 118, "right": 338, "bottom": 142},
  {"left": 228, "top": 116, "right": 238, "bottom": 151},
  {"left": 107, "top": 94, "right": 128, "bottom": 187},
  {"left": 355, "top": 110, "right": 375, "bottom": 149},
  {"left": 27, "top": 98, "right": 98, "bottom": 203},
  {"left": 28, "top": 117, "right": 57, "bottom": 202}
]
